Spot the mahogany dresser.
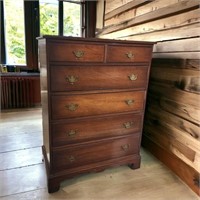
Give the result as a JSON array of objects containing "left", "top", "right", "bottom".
[{"left": 38, "top": 36, "right": 154, "bottom": 193}]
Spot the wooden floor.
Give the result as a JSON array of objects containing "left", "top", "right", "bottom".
[{"left": 0, "top": 108, "right": 199, "bottom": 200}]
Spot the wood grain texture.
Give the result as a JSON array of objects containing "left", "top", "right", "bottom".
[
  {"left": 142, "top": 135, "right": 200, "bottom": 196},
  {"left": 100, "top": 0, "right": 199, "bottom": 35},
  {"left": 143, "top": 58, "right": 200, "bottom": 196},
  {"left": 101, "top": 9, "right": 200, "bottom": 38},
  {"left": 105, "top": 0, "right": 148, "bottom": 20}
]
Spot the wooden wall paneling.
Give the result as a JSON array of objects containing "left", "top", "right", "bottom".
[
  {"left": 105, "top": 0, "right": 149, "bottom": 20},
  {"left": 100, "top": 0, "right": 199, "bottom": 35},
  {"left": 143, "top": 119, "right": 200, "bottom": 171},
  {"left": 105, "top": 0, "right": 133, "bottom": 14},
  {"left": 152, "top": 59, "right": 200, "bottom": 70},
  {"left": 147, "top": 104, "right": 200, "bottom": 143},
  {"left": 153, "top": 38, "right": 200, "bottom": 53},
  {"left": 142, "top": 135, "right": 200, "bottom": 196},
  {"left": 122, "top": 23, "right": 200, "bottom": 42},
  {"left": 150, "top": 66, "right": 200, "bottom": 94},
  {"left": 105, "top": 0, "right": 179, "bottom": 27},
  {"left": 101, "top": 9, "right": 200, "bottom": 39}
]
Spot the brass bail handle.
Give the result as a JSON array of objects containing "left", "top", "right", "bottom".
[
  {"left": 123, "top": 121, "right": 134, "bottom": 129},
  {"left": 125, "top": 99, "right": 134, "bottom": 106},
  {"left": 121, "top": 144, "right": 130, "bottom": 152},
  {"left": 67, "top": 129, "right": 78, "bottom": 136},
  {"left": 126, "top": 52, "right": 134, "bottom": 59},
  {"left": 65, "top": 103, "right": 79, "bottom": 111},
  {"left": 128, "top": 74, "right": 138, "bottom": 81},
  {"left": 68, "top": 155, "right": 75, "bottom": 163},
  {"left": 66, "top": 75, "right": 78, "bottom": 85},
  {"left": 73, "top": 50, "right": 84, "bottom": 58}
]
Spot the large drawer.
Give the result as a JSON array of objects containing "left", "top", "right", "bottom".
[
  {"left": 50, "top": 65, "right": 149, "bottom": 92},
  {"left": 107, "top": 45, "right": 152, "bottom": 63},
  {"left": 48, "top": 42, "right": 105, "bottom": 62},
  {"left": 51, "top": 113, "right": 143, "bottom": 146},
  {"left": 51, "top": 135, "right": 140, "bottom": 171},
  {"left": 51, "top": 91, "right": 145, "bottom": 120}
]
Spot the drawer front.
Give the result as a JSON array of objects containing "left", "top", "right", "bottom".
[
  {"left": 50, "top": 65, "right": 149, "bottom": 92},
  {"left": 48, "top": 43, "right": 105, "bottom": 62},
  {"left": 51, "top": 91, "right": 145, "bottom": 120},
  {"left": 107, "top": 45, "right": 152, "bottom": 63},
  {"left": 51, "top": 113, "right": 143, "bottom": 146},
  {"left": 51, "top": 135, "right": 140, "bottom": 171}
]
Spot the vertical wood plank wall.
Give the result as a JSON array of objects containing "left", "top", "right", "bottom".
[{"left": 97, "top": 0, "right": 200, "bottom": 196}]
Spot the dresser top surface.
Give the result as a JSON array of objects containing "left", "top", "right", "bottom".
[{"left": 37, "top": 35, "right": 156, "bottom": 46}]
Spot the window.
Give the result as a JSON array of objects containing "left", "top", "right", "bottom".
[
  {"left": 63, "top": 1, "right": 81, "bottom": 37},
  {"left": 40, "top": 0, "right": 58, "bottom": 35},
  {"left": 4, "top": 0, "right": 26, "bottom": 65},
  {"left": 0, "top": 0, "right": 96, "bottom": 69}
]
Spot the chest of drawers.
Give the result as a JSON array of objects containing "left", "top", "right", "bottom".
[{"left": 38, "top": 36, "right": 154, "bottom": 193}]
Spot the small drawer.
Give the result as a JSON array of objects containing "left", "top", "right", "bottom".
[
  {"left": 51, "top": 113, "right": 143, "bottom": 146},
  {"left": 50, "top": 65, "right": 149, "bottom": 92},
  {"left": 48, "top": 42, "right": 105, "bottom": 62},
  {"left": 51, "top": 91, "right": 145, "bottom": 120},
  {"left": 51, "top": 135, "right": 140, "bottom": 171},
  {"left": 107, "top": 45, "right": 152, "bottom": 63}
]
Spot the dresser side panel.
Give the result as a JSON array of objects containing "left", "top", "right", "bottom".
[{"left": 38, "top": 39, "right": 50, "bottom": 161}]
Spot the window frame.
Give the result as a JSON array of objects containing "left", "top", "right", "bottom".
[{"left": 0, "top": 0, "right": 96, "bottom": 70}]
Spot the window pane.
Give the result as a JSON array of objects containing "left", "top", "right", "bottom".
[
  {"left": 40, "top": 0, "right": 58, "bottom": 36},
  {"left": 4, "top": 0, "right": 26, "bottom": 64},
  {"left": 63, "top": 2, "right": 81, "bottom": 37}
]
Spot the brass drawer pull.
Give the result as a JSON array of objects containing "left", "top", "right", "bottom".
[
  {"left": 123, "top": 121, "right": 134, "bottom": 129},
  {"left": 121, "top": 144, "right": 130, "bottom": 152},
  {"left": 68, "top": 156, "right": 75, "bottom": 163},
  {"left": 128, "top": 74, "right": 138, "bottom": 81},
  {"left": 65, "top": 103, "right": 79, "bottom": 111},
  {"left": 125, "top": 99, "right": 134, "bottom": 106},
  {"left": 126, "top": 52, "right": 134, "bottom": 59},
  {"left": 73, "top": 50, "right": 84, "bottom": 58},
  {"left": 66, "top": 75, "right": 78, "bottom": 85},
  {"left": 67, "top": 129, "right": 78, "bottom": 136}
]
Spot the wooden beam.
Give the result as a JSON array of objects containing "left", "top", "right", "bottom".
[
  {"left": 153, "top": 38, "right": 200, "bottom": 53},
  {"left": 153, "top": 52, "right": 200, "bottom": 59},
  {"left": 151, "top": 58, "right": 200, "bottom": 70},
  {"left": 100, "top": 0, "right": 199, "bottom": 35},
  {"left": 100, "top": 9, "right": 200, "bottom": 39},
  {"left": 122, "top": 23, "right": 200, "bottom": 42},
  {"left": 105, "top": 0, "right": 179, "bottom": 27},
  {"left": 105, "top": 0, "right": 149, "bottom": 20}
]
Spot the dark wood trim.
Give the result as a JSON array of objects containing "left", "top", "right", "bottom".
[
  {"left": 24, "top": 1, "right": 39, "bottom": 70},
  {"left": 0, "top": 1, "right": 6, "bottom": 64},
  {"left": 85, "top": 1, "right": 96, "bottom": 38},
  {"left": 58, "top": 1, "right": 64, "bottom": 36},
  {"left": 142, "top": 135, "right": 200, "bottom": 196}
]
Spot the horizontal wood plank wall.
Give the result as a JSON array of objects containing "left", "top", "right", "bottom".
[{"left": 97, "top": 0, "right": 200, "bottom": 196}]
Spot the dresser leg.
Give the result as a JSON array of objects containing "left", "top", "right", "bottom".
[
  {"left": 48, "top": 179, "right": 60, "bottom": 193},
  {"left": 129, "top": 161, "right": 140, "bottom": 169}
]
